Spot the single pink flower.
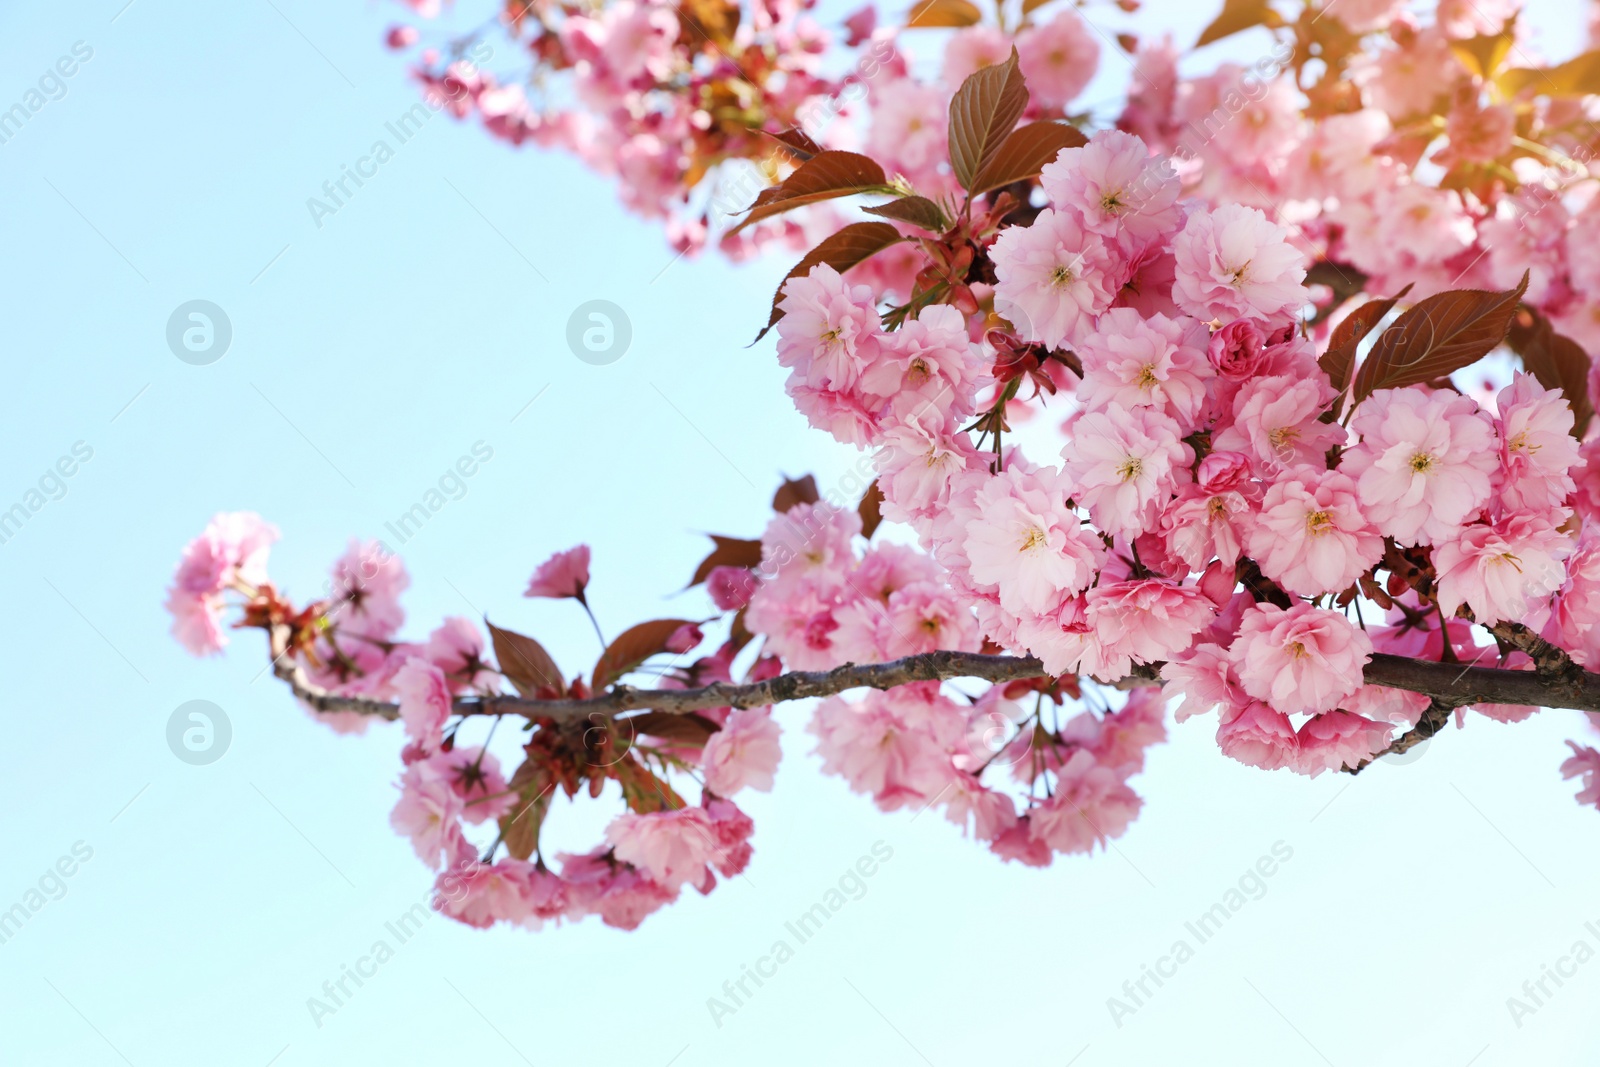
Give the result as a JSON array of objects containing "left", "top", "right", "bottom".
[
  {"left": 1215, "top": 701, "right": 1300, "bottom": 771},
  {"left": 1232, "top": 602, "right": 1373, "bottom": 715},
  {"left": 701, "top": 707, "right": 783, "bottom": 795},
  {"left": 991, "top": 207, "right": 1120, "bottom": 350},
  {"left": 1211, "top": 375, "right": 1344, "bottom": 474},
  {"left": 1248, "top": 467, "right": 1383, "bottom": 596},
  {"left": 1027, "top": 750, "right": 1141, "bottom": 855},
  {"left": 1496, "top": 372, "right": 1580, "bottom": 512},
  {"left": 1040, "top": 129, "right": 1181, "bottom": 244},
  {"left": 1075, "top": 308, "right": 1213, "bottom": 428},
  {"left": 961, "top": 464, "right": 1104, "bottom": 616},
  {"left": 1172, "top": 204, "right": 1308, "bottom": 324},
  {"left": 1433, "top": 512, "right": 1571, "bottom": 625},
  {"left": 1344, "top": 387, "right": 1498, "bottom": 545},
  {"left": 391, "top": 758, "right": 466, "bottom": 870},
  {"left": 1292, "top": 710, "right": 1393, "bottom": 777},
  {"left": 605, "top": 808, "right": 720, "bottom": 891},
  {"left": 1561, "top": 741, "right": 1600, "bottom": 809},
  {"left": 524, "top": 544, "right": 591, "bottom": 600},
  {"left": 395, "top": 656, "right": 453, "bottom": 750},
  {"left": 1062, "top": 404, "right": 1193, "bottom": 538},
  {"left": 1085, "top": 579, "right": 1217, "bottom": 678},
  {"left": 1015, "top": 9, "right": 1100, "bottom": 109}
]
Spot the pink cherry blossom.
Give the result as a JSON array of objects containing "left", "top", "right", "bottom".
[
  {"left": 776, "top": 263, "right": 884, "bottom": 395},
  {"left": 1433, "top": 512, "right": 1571, "bottom": 625},
  {"left": 706, "top": 565, "right": 758, "bottom": 610},
  {"left": 1085, "top": 579, "right": 1217, "bottom": 678},
  {"left": 1561, "top": 742, "right": 1600, "bottom": 809},
  {"left": 524, "top": 544, "right": 591, "bottom": 600},
  {"left": 605, "top": 807, "right": 719, "bottom": 891},
  {"left": 424, "top": 616, "right": 499, "bottom": 692},
  {"left": 166, "top": 511, "right": 279, "bottom": 656},
  {"left": 961, "top": 463, "right": 1104, "bottom": 616},
  {"left": 1040, "top": 130, "right": 1181, "bottom": 244},
  {"left": 701, "top": 707, "right": 783, "bottom": 795},
  {"left": 391, "top": 758, "right": 466, "bottom": 869},
  {"left": 435, "top": 858, "right": 539, "bottom": 930},
  {"left": 1211, "top": 374, "right": 1344, "bottom": 473},
  {"left": 1344, "top": 387, "right": 1498, "bottom": 545},
  {"left": 1027, "top": 750, "right": 1141, "bottom": 855},
  {"left": 1232, "top": 602, "right": 1373, "bottom": 715},
  {"left": 1161, "top": 643, "right": 1245, "bottom": 722},
  {"left": 1172, "top": 205, "right": 1309, "bottom": 324},
  {"left": 1248, "top": 468, "right": 1383, "bottom": 596},
  {"left": 1216, "top": 702, "right": 1300, "bottom": 771},
  {"left": 1496, "top": 372, "right": 1580, "bottom": 511},
  {"left": 558, "top": 848, "right": 677, "bottom": 931},
  {"left": 1292, "top": 711, "right": 1393, "bottom": 776},
  {"left": 1061, "top": 404, "right": 1193, "bottom": 539},
  {"left": 328, "top": 539, "right": 409, "bottom": 639},
  {"left": 1075, "top": 308, "right": 1213, "bottom": 428},
  {"left": 810, "top": 688, "right": 963, "bottom": 811},
  {"left": 395, "top": 656, "right": 452, "bottom": 750},
  {"left": 990, "top": 207, "right": 1120, "bottom": 349},
  {"left": 1015, "top": 9, "right": 1100, "bottom": 110}
]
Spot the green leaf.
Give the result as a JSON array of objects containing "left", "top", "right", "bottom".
[
  {"left": 729, "top": 151, "right": 891, "bottom": 236},
  {"left": 968, "top": 120, "right": 1088, "bottom": 197},
  {"left": 755, "top": 222, "right": 906, "bottom": 342},
  {"left": 948, "top": 49, "right": 1029, "bottom": 193},
  {"left": 1351, "top": 272, "right": 1529, "bottom": 404}
]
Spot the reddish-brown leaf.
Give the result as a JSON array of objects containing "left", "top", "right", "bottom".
[
  {"left": 625, "top": 711, "right": 721, "bottom": 746},
  {"left": 729, "top": 151, "right": 890, "bottom": 236},
  {"left": 677, "top": 0, "right": 740, "bottom": 49},
  {"left": 1196, "top": 0, "right": 1276, "bottom": 46},
  {"left": 773, "top": 474, "right": 820, "bottom": 512},
  {"left": 1507, "top": 308, "right": 1595, "bottom": 438},
  {"left": 968, "top": 121, "right": 1088, "bottom": 197},
  {"left": 863, "top": 195, "right": 949, "bottom": 232},
  {"left": 488, "top": 622, "right": 564, "bottom": 698},
  {"left": 906, "top": 0, "right": 981, "bottom": 27},
  {"left": 612, "top": 755, "right": 687, "bottom": 814},
  {"left": 592, "top": 618, "right": 699, "bottom": 690},
  {"left": 1498, "top": 50, "right": 1600, "bottom": 98},
  {"left": 1351, "top": 272, "right": 1529, "bottom": 404},
  {"left": 858, "top": 479, "right": 885, "bottom": 539},
  {"left": 755, "top": 222, "right": 906, "bottom": 342},
  {"left": 764, "top": 126, "right": 822, "bottom": 162},
  {"left": 948, "top": 49, "right": 1028, "bottom": 193},
  {"left": 689, "top": 534, "right": 764, "bottom": 587},
  {"left": 498, "top": 759, "right": 553, "bottom": 860},
  {"left": 1320, "top": 283, "right": 1413, "bottom": 394}
]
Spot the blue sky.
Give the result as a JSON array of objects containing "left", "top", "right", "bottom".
[{"left": 2, "top": 1, "right": 1598, "bottom": 1064}]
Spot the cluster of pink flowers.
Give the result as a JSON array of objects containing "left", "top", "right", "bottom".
[
  {"left": 756, "top": 124, "right": 1596, "bottom": 793},
  {"left": 166, "top": 527, "right": 787, "bottom": 931}
]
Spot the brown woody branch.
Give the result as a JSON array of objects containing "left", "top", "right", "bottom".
[{"left": 271, "top": 625, "right": 1600, "bottom": 729}]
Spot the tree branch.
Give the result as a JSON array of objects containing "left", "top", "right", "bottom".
[{"left": 272, "top": 624, "right": 1600, "bottom": 728}]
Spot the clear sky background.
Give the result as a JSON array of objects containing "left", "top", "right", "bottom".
[{"left": 2, "top": 1, "right": 1599, "bottom": 1065}]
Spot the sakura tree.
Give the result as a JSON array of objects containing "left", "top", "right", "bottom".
[{"left": 168, "top": 0, "right": 1600, "bottom": 932}]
